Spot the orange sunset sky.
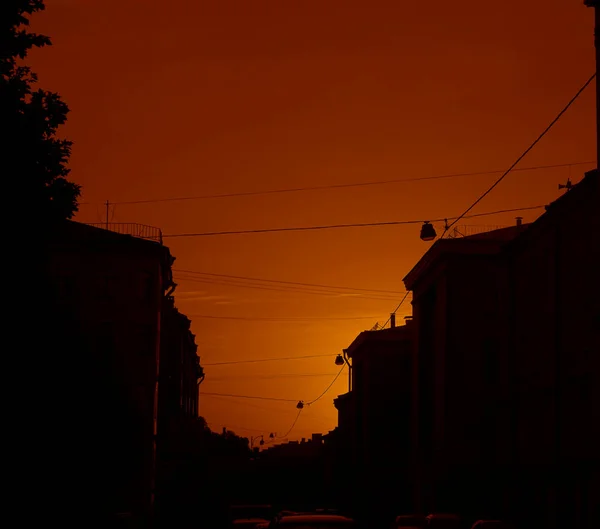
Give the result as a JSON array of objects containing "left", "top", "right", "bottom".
[{"left": 30, "top": 0, "right": 595, "bottom": 441}]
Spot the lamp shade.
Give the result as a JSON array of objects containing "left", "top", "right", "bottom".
[
  {"left": 335, "top": 354, "right": 344, "bottom": 366},
  {"left": 420, "top": 222, "right": 436, "bottom": 241}
]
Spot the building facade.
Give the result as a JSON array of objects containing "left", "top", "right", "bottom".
[
  {"left": 333, "top": 322, "right": 414, "bottom": 520},
  {"left": 403, "top": 224, "right": 525, "bottom": 518},
  {"left": 155, "top": 297, "right": 205, "bottom": 525},
  {"left": 503, "top": 169, "right": 600, "bottom": 528},
  {"left": 403, "top": 169, "right": 599, "bottom": 528},
  {"left": 47, "top": 221, "right": 175, "bottom": 523}
]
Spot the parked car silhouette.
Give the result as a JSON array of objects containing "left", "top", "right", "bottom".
[
  {"left": 425, "top": 513, "right": 461, "bottom": 528},
  {"left": 393, "top": 514, "right": 426, "bottom": 528},
  {"left": 272, "top": 513, "right": 358, "bottom": 529},
  {"left": 470, "top": 521, "right": 514, "bottom": 529}
]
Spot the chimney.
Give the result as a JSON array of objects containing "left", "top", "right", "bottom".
[
  {"left": 390, "top": 313, "right": 396, "bottom": 328},
  {"left": 516, "top": 216, "right": 523, "bottom": 226}
]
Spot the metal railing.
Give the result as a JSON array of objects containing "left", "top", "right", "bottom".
[
  {"left": 86, "top": 223, "right": 163, "bottom": 244},
  {"left": 446, "top": 224, "right": 507, "bottom": 239}
]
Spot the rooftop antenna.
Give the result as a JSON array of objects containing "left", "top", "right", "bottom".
[{"left": 558, "top": 179, "right": 572, "bottom": 192}]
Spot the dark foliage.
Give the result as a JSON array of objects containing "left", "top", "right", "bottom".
[{"left": 0, "top": 0, "right": 80, "bottom": 220}]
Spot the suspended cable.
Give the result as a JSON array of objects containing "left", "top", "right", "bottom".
[
  {"left": 203, "top": 353, "right": 336, "bottom": 366},
  {"left": 163, "top": 205, "right": 545, "bottom": 238},
  {"left": 442, "top": 73, "right": 596, "bottom": 238},
  {"left": 207, "top": 372, "right": 340, "bottom": 381},
  {"left": 185, "top": 314, "right": 383, "bottom": 321},
  {"left": 199, "top": 391, "right": 297, "bottom": 402},
  {"left": 174, "top": 269, "right": 404, "bottom": 295},
  {"left": 202, "top": 394, "right": 307, "bottom": 415},
  {"left": 306, "top": 365, "right": 346, "bottom": 406},
  {"left": 84, "top": 161, "right": 591, "bottom": 206},
  {"left": 174, "top": 275, "right": 401, "bottom": 301},
  {"left": 278, "top": 409, "right": 303, "bottom": 439},
  {"left": 381, "top": 291, "right": 412, "bottom": 329}
]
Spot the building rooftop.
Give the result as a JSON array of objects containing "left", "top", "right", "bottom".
[
  {"left": 403, "top": 168, "right": 598, "bottom": 292},
  {"left": 403, "top": 223, "right": 529, "bottom": 291},
  {"left": 344, "top": 323, "right": 413, "bottom": 359},
  {"left": 51, "top": 221, "right": 167, "bottom": 253}
]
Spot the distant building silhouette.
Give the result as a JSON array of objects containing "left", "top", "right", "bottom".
[
  {"left": 254, "top": 435, "right": 327, "bottom": 510},
  {"left": 403, "top": 169, "right": 599, "bottom": 528},
  {"left": 332, "top": 321, "right": 414, "bottom": 521}
]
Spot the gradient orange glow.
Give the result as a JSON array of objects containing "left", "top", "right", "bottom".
[{"left": 31, "top": 0, "right": 595, "bottom": 440}]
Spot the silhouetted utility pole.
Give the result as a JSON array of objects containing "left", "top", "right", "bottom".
[
  {"left": 585, "top": 0, "right": 600, "bottom": 168},
  {"left": 105, "top": 200, "right": 110, "bottom": 229}
]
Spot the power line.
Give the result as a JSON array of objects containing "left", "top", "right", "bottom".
[
  {"left": 442, "top": 73, "right": 596, "bottom": 237},
  {"left": 277, "top": 409, "right": 303, "bottom": 439},
  {"left": 88, "top": 161, "right": 592, "bottom": 205},
  {"left": 207, "top": 372, "right": 340, "bottom": 381},
  {"left": 174, "top": 269, "right": 404, "bottom": 295},
  {"left": 199, "top": 391, "right": 297, "bottom": 403},
  {"left": 306, "top": 365, "right": 346, "bottom": 406},
  {"left": 174, "top": 274, "right": 401, "bottom": 301},
  {"left": 203, "top": 363, "right": 347, "bottom": 441},
  {"left": 186, "top": 314, "right": 384, "bottom": 321},
  {"left": 203, "top": 353, "right": 336, "bottom": 366},
  {"left": 381, "top": 291, "right": 412, "bottom": 329},
  {"left": 163, "top": 205, "right": 545, "bottom": 238},
  {"left": 202, "top": 394, "right": 307, "bottom": 415}
]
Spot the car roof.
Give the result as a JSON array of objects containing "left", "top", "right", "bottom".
[
  {"left": 279, "top": 515, "right": 355, "bottom": 524},
  {"left": 396, "top": 514, "right": 425, "bottom": 520}
]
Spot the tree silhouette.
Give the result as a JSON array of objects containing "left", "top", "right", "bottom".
[{"left": 1, "top": 0, "right": 80, "bottom": 221}]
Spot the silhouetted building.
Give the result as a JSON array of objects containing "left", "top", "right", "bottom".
[
  {"left": 253, "top": 435, "right": 327, "bottom": 510},
  {"left": 47, "top": 221, "right": 175, "bottom": 524},
  {"left": 403, "top": 169, "right": 599, "bottom": 528},
  {"left": 331, "top": 392, "right": 356, "bottom": 510},
  {"left": 404, "top": 222, "right": 527, "bottom": 518},
  {"left": 503, "top": 169, "right": 600, "bottom": 529},
  {"left": 155, "top": 297, "right": 205, "bottom": 524},
  {"left": 332, "top": 322, "right": 414, "bottom": 520}
]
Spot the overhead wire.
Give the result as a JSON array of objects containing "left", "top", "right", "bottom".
[
  {"left": 185, "top": 314, "right": 385, "bottom": 322},
  {"left": 441, "top": 73, "right": 596, "bottom": 238},
  {"left": 80, "top": 161, "right": 593, "bottom": 206},
  {"left": 174, "top": 269, "right": 404, "bottom": 295},
  {"left": 275, "top": 409, "right": 303, "bottom": 440},
  {"left": 203, "top": 353, "right": 336, "bottom": 366},
  {"left": 199, "top": 392, "right": 297, "bottom": 403},
  {"left": 202, "top": 394, "right": 306, "bottom": 416},
  {"left": 207, "top": 372, "right": 341, "bottom": 381},
  {"left": 381, "top": 291, "right": 412, "bottom": 330},
  {"left": 162, "top": 205, "right": 545, "bottom": 238},
  {"left": 305, "top": 365, "right": 346, "bottom": 406},
  {"left": 174, "top": 274, "right": 401, "bottom": 301}
]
